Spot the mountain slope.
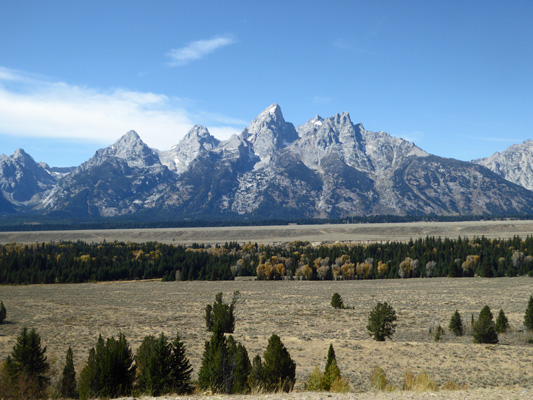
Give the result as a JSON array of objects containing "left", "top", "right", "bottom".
[
  {"left": 0, "top": 148, "right": 57, "bottom": 207},
  {"left": 42, "top": 131, "right": 176, "bottom": 217},
  {"left": 473, "top": 140, "right": 533, "bottom": 191}
]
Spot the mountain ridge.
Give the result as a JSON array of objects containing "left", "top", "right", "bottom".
[{"left": 2, "top": 104, "right": 533, "bottom": 221}]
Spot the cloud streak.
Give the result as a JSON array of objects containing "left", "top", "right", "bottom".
[
  {"left": 166, "top": 35, "right": 236, "bottom": 66},
  {"left": 0, "top": 67, "right": 242, "bottom": 151}
]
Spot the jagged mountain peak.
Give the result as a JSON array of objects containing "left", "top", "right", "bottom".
[
  {"left": 84, "top": 130, "right": 160, "bottom": 170},
  {"left": 182, "top": 125, "right": 219, "bottom": 146},
  {"left": 247, "top": 103, "right": 298, "bottom": 161},
  {"left": 0, "top": 147, "right": 56, "bottom": 205},
  {"left": 160, "top": 125, "right": 220, "bottom": 174},
  {"left": 12, "top": 148, "right": 31, "bottom": 159}
]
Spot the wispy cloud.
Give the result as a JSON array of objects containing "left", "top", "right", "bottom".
[
  {"left": 0, "top": 67, "right": 241, "bottom": 150},
  {"left": 312, "top": 95, "right": 331, "bottom": 104},
  {"left": 166, "top": 35, "right": 236, "bottom": 66}
]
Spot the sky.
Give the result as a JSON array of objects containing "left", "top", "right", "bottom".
[{"left": 1, "top": 1, "right": 532, "bottom": 167}]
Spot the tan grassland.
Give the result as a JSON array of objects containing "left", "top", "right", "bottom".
[
  {"left": 2, "top": 277, "right": 533, "bottom": 399},
  {"left": 2, "top": 219, "right": 533, "bottom": 245}
]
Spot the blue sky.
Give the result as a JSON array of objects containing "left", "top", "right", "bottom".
[{"left": 1, "top": 1, "right": 532, "bottom": 167}]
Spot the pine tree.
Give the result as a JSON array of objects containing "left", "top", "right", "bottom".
[
  {"left": 170, "top": 332, "right": 193, "bottom": 394},
  {"left": 136, "top": 334, "right": 173, "bottom": 396},
  {"left": 367, "top": 302, "right": 397, "bottom": 341},
  {"left": 248, "top": 355, "right": 264, "bottom": 391},
  {"left": 6, "top": 327, "right": 49, "bottom": 390},
  {"left": 0, "top": 300, "right": 6, "bottom": 324},
  {"left": 524, "top": 295, "right": 533, "bottom": 330},
  {"left": 198, "top": 324, "right": 229, "bottom": 393},
  {"left": 495, "top": 309, "right": 510, "bottom": 333},
  {"left": 205, "top": 292, "right": 240, "bottom": 333},
  {"left": 59, "top": 347, "right": 77, "bottom": 399},
  {"left": 324, "top": 344, "right": 336, "bottom": 372},
  {"left": 449, "top": 310, "right": 464, "bottom": 336},
  {"left": 473, "top": 305, "right": 498, "bottom": 344},
  {"left": 323, "top": 359, "right": 341, "bottom": 391},
  {"left": 231, "top": 341, "right": 251, "bottom": 393},
  {"left": 262, "top": 334, "right": 296, "bottom": 392},
  {"left": 79, "top": 333, "right": 136, "bottom": 399}
]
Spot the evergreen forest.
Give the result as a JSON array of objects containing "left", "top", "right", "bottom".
[{"left": 1, "top": 235, "right": 533, "bottom": 284}]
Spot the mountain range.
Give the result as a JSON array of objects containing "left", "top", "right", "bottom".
[{"left": 2, "top": 104, "right": 533, "bottom": 222}]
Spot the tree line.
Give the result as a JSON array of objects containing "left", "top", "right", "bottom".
[{"left": 2, "top": 235, "right": 533, "bottom": 284}]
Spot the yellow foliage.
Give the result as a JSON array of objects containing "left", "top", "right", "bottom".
[{"left": 403, "top": 370, "right": 438, "bottom": 392}]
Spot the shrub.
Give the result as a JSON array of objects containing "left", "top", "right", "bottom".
[
  {"left": 262, "top": 334, "right": 296, "bottom": 392},
  {"left": 370, "top": 366, "right": 395, "bottom": 391},
  {"left": 331, "top": 293, "right": 344, "bottom": 309},
  {"left": 449, "top": 310, "right": 464, "bottom": 336},
  {"left": 403, "top": 370, "right": 438, "bottom": 391},
  {"left": 434, "top": 325, "right": 444, "bottom": 342},
  {"left": 59, "top": 347, "right": 77, "bottom": 399},
  {"left": 495, "top": 309, "right": 510, "bottom": 333},
  {"left": 473, "top": 305, "right": 498, "bottom": 344},
  {"left": 329, "top": 376, "right": 350, "bottom": 392},
  {"left": 442, "top": 380, "right": 468, "bottom": 390},
  {"left": 205, "top": 291, "right": 240, "bottom": 333},
  {"left": 367, "top": 302, "right": 397, "bottom": 341},
  {"left": 78, "top": 333, "right": 136, "bottom": 399},
  {"left": 0, "top": 300, "right": 6, "bottom": 324},
  {"left": 304, "top": 366, "right": 323, "bottom": 391},
  {"left": 0, "top": 361, "right": 43, "bottom": 400},
  {"left": 525, "top": 296, "right": 533, "bottom": 330}
]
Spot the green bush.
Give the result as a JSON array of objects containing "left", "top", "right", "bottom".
[
  {"left": 331, "top": 293, "right": 344, "bottom": 309},
  {"left": 434, "top": 325, "right": 445, "bottom": 342},
  {"left": 367, "top": 302, "right": 397, "bottom": 341},
  {"left": 0, "top": 301, "right": 6, "bottom": 324}
]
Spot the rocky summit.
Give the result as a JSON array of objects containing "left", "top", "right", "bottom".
[{"left": 2, "top": 104, "right": 533, "bottom": 221}]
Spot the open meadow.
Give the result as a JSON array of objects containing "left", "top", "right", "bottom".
[
  {"left": 2, "top": 219, "right": 533, "bottom": 245},
  {"left": 2, "top": 277, "right": 533, "bottom": 397}
]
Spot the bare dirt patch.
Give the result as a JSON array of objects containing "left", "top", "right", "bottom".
[
  {"left": 2, "top": 277, "right": 533, "bottom": 394},
  {"left": 2, "top": 219, "right": 533, "bottom": 245}
]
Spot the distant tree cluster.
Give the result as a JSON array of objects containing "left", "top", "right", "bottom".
[{"left": 3, "top": 235, "right": 533, "bottom": 284}]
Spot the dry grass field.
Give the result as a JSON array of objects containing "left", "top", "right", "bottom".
[
  {"left": 2, "top": 277, "right": 533, "bottom": 397},
  {"left": 2, "top": 219, "right": 533, "bottom": 245}
]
